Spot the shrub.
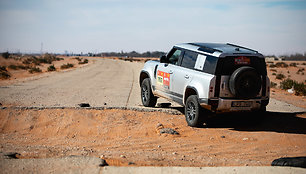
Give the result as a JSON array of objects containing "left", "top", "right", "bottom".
[
  {"left": 297, "top": 68, "right": 305, "bottom": 74},
  {"left": 280, "top": 79, "right": 306, "bottom": 96},
  {"left": 269, "top": 64, "right": 276, "bottom": 68},
  {"left": 41, "top": 53, "right": 61, "bottom": 64},
  {"left": 0, "top": 66, "right": 10, "bottom": 79},
  {"left": 28, "top": 67, "right": 42, "bottom": 73},
  {"left": 270, "top": 69, "right": 277, "bottom": 72},
  {"left": 276, "top": 73, "right": 285, "bottom": 80},
  {"left": 289, "top": 63, "right": 297, "bottom": 67},
  {"left": 79, "top": 59, "right": 88, "bottom": 64},
  {"left": 74, "top": 57, "right": 82, "bottom": 61},
  {"left": 272, "top": 73, "right": 276, "bottom": 76},
  {"left": 280, "top": 79, "right": 294, "bottom": 89},
  {"left": 17, "top": 65, "right": 29, "bottom": 70},
  {"left": 60, "top": 63, "right": 74, "bottom": 69},
  {"left": 22, "top": 54, "right": 62, "bottom": 66},
  {"left": 302, "top": 63, "right": 306, "bottom": 65},
  {"left": 275, "top": 62, "right": 288, "bottom": 68},
  {"left": 270, "top": 81, "right": 277, "bottom": 88},
  {"left": 294, "top": 83, "right": 306, "bottom": 96},
  {"left": 1, "top": 52, "right": 10, "bottom": 59},
  {"left": 22, "top": 56, "right": 40, "bottom": 65},
  {"left": 8, "top": 65, "right": 18, "bottom": 70},
  {"left": 0, "top": 71, "right": 10, "bottom": 79},
  {"left": 0, "top": 66, "right": 7, "bottom": 72},
  {"left": 8, "top": 64, "right": 29, "bottom": 70},
  {"left": 47, "top": 65, "right": 56, "bottom": 71}
]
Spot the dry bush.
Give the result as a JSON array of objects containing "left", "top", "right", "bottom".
[
  {"left": 47, "top": 65, "right": 56, "bottom": 72},
  {"left": 296, "top": 68, "right": 305, "bottom": 74},
  {"left": 79, "top": 59, "right": 88, "bottom": 64},
  {"left": 276, "top": 73, "right": 285, "bottom": 80},
  {"left": 22, "top": 54, "right": 63, "bottom": 65},
  {"left": 0, "top": 66, "right": 10, "bottom": 79},
  {"left": 275, "top": 62, "right": 289, "bottom": 68},
  {"left": 60, "top": 63, "right": 74, "bottom": 69},
  {"left": 28, "top": 67, "right": 42, "bottom": 73},
  {"left": 8, "top": 64, "right": 30, "bottom": 70},
  {"left": 270, "top": 81, "right": 277, "bottom": 88},
  {"left": 74, "top": 57, "right": 82, "bottom": 61},
  {"left": 280, "top": 79, "right": 306, "bottom": 96}
]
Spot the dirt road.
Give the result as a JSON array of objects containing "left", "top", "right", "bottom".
[
  {"left": 0, "top": 58, "right": 304, "bottom": 112},
  {"left": 0, "top": 59, "right": 145, "bottom": 107}
]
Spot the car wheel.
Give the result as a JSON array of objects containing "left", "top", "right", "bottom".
[
  {"left": 185, "top": 95, "right": 205, "bottom": 127},
  {"left": 141, "top": 78, "right": 157, "bottom": 107},
  {"left": 229, "top": 66, "right": 262, "bottom": 99}
]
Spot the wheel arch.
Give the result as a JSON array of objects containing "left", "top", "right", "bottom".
[
  {"left": 139, "top": 70, "right": 151, "bottom": 87},
  {"left": 184, "top": 86, "right": 199, "bottom": 105}
]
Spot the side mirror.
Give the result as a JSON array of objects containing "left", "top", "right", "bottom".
[{"left": 160, "top": 55, "right": 167, "bottom": 63}]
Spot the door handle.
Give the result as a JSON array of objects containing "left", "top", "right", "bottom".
[
  {"left": 184, "top": 75, "right": 189, "bottom": 79},
  {"left": 169, "top": 70, "right": 173, "bottom": 74}
]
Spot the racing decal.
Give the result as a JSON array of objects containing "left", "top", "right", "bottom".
[
  {"left": 157, "top": 70, "right": 170, "bottom": 88},
  {"left": 235, "top": 56, "right": 250, "bottom": 65},
  {"left": 194, "top": 54, "right": 206, "bottom": 70}
]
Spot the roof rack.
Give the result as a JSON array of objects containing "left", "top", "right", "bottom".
[
  {"left": 189, "top": 43, "right": 223, "bottom": 53},
  {"left": 226, "top": 43, "right": 258, "bottom": 53}
]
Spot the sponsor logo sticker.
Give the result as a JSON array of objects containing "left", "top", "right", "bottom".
[
  {"left": 235, "top": 56, "right": 250, "bottom": 65},
  {"left": 157, "top": 70, "right": 170, "bottom": 87}
]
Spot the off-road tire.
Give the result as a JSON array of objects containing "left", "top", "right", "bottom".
[
  {"left": 141, "top": 78, "right": 157, "bottom": 107},
  {"left": 272, "top": 157, "right": 306, "bottom": 168},
  {"left": 229, "top": 66, "right": 262, "bottom": 99},
  {"left": 185, "top": 95, "right": 205, "bottom": 127}
]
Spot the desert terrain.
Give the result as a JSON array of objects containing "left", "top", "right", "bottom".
[{"left": 0, "top": 56, "right": 305, "bottom": 170}]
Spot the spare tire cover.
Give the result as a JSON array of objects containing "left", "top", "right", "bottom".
[{"left": 229, "top": 66, "right": 262, "bottom": 99}]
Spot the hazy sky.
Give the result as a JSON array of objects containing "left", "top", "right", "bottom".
[{"left": 0, "top": 0, "right": 305, "bottom": 55}]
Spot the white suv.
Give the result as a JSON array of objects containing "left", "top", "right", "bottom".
[{"left": 140, "top": 43, "right": 270, "bottom": 127}]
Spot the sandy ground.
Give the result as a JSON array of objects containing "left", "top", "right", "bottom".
[
  {"left": 0, "top": 56, "right": 92, "bottom": 86},
  {"left": 266, "top": 61, "right": 306, "bottom": 109},
  {"left": 0, "top": 108, "right": 305, "bottom": 167},
  {"left": 0, "top": 57, "right": 305, "bottom": 168}
]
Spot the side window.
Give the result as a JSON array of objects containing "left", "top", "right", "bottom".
[
  {"left": 203, "top": 55, "right": 218, "bottom": 74},
  {"left": 168, "top": 49, "right": 181, "bottom": 65},
  {"left": 181, "top": 51, "right": 198, "bottom": 69}
]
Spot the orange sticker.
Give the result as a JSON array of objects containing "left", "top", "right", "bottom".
[{"left": 157, "top": 70, "right": 170, "bottom": 87}]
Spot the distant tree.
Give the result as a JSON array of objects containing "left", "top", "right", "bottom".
[{"left": 1, "top": 52, "right": 10, "bottom": 59}]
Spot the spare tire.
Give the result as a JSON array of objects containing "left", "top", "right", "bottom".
[{"left": 229, "top": 66, "right": 261, "bottom": 99}]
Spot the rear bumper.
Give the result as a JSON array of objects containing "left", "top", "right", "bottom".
[{"left": 199, "top": 98, "right": 269, "bottom": 113}]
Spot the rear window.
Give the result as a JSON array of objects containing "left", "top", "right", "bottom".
[
  {"left": 215, "top": 56, "right": 267, "bottom": 75},
  {"left": 203, "top": 55, "right": 218, "bottom": 74}
]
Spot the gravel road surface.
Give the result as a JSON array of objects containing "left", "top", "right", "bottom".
[
  {"left": 0, "top": 58, "right": 304, "bottom": 113},
  {"left": 0, "top": 59, "right": 145, "bottom": 108}
]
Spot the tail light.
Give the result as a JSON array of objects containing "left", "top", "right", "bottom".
[
  {"left": 214, "top": 75, "right": 221, "bottom": 97},
  {"left": 209, "top": 86, "right": 214, "bottom": 93}
]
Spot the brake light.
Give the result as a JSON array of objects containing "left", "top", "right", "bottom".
[
  {"left": 214, "top": 76, "right": 221, "bottom": 97},
  {"left": 210, "top": 86, "right": 213, "bottom": 93}
]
